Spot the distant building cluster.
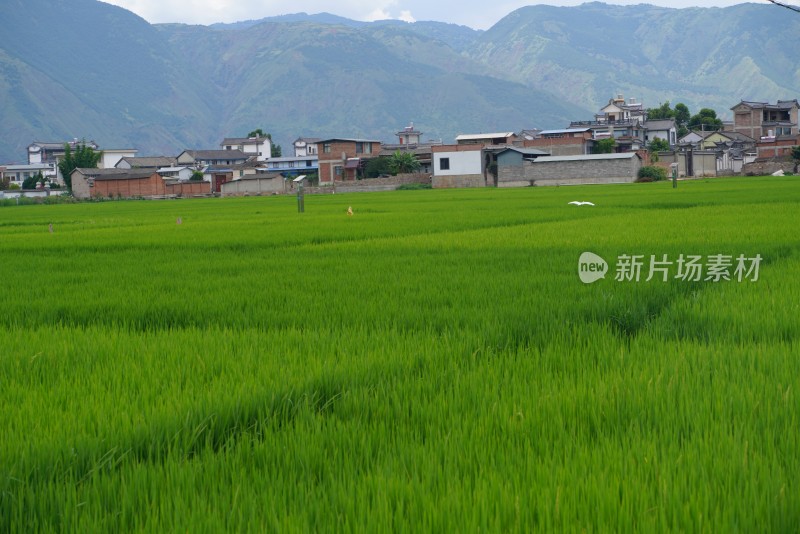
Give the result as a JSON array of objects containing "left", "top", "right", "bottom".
[{"left": 1, "top": 97, "right": 798, "bottom": 200}]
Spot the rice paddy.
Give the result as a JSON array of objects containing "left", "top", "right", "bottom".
[{"left": 1, "top": 176, "right": 799, "bottom": 532}]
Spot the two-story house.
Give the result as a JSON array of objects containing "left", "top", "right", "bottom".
[
  {"left": 569, "top": 95, "right": 646, "bottom": 152},
  {"left": 220, "top": 137, "right": 271, "bottom": 162},
  {"left": 316, "top": 138, "right": 381, "bottom": 183},
  {"left": 731, "top": 100, "right": 799, "bottom": 140},
  {"left": 293, "top": 137, "right": 321, "bottom": 158}
]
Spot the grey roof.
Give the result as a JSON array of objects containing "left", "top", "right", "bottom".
[
  {"left": 533, "top": 153, "right": 641, "bottom": 163},
  {"left": 735, "top": 99, "right": 799, "bottom": 110},
  {"left": 29, "top": 140, "right": 99, "bottom": 150},
  {"left": 643, "top": 119, "right": 676, "bottom": 130},
  {"left": 497, "top": 147, "right": 550, "bottom": 156},
  {"left": 118, "top": 156, "right": 176, "bottom": 168},
  {"left": 220, "top": 137, "right": 268, "bottom": 146},
  {"left": 75, "top": 168, "right": 156, "bottom": 180}
]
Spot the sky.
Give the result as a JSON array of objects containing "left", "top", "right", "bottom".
[{"left": 101, "top": 0, "right": 758, "bottom": 30}]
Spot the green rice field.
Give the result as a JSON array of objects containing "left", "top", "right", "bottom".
[{"left": 1, "top": 176, "right": 799, "bottom": 532}]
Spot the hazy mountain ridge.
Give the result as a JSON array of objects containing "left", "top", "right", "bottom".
[{"left": 0, "top": 1, "right": 797, "bottom": 163}]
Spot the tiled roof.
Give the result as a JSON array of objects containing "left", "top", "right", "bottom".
[
  {"left": 75, "top": 168, "right": 155, "bottom": 180},
  {"left": 118, "top": 156, "right": 176, "bottom": 168}
]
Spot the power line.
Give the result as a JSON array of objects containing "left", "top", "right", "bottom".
[{"left": 766, "top": 0, "right": 800, "bottom": 13}]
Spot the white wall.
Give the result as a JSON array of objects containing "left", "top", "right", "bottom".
[
  {"left": 433, "top": 151, "right": 482, "bottom": 176},
  {"left": 100, "top": 150, "right": 137, "bottom": 169}
]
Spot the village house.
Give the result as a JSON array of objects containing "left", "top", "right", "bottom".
[
  {"left": 643, "top": 119, "right": 677, "bottom": 147},
  {"left": 568, "top": 95, "right": 647, "bottom": 152},
  {"left": 522, "top": 128, "right": 593, "bottom": 156},
  {"left": 293, "top": 137, "right": 321, "bottom": 157},
  {"left": 261, "top": 155, "right": 319, "bottom": 177},
  {"left": 28, "top": 139, "right": 99, "bottom": 165},
  {"left": 495, "top": 147, "right": 550, "bottom": 187},
  {"left": 731, "top": 100, "right": 799, "bottom": 140},
  {"left": 1, "top": 163, "right": 58, "bottom": 187},
  {"left": 380, "top": 123, "right": 442, "bottom": 174},
  {"left": 431, "top": 144, "right": 485, "bottom": 188},
  {"left": 116, "top": 156, "right": 178, "bottom": 169},
  {"left": 315, "top": 138, "right": 382, "bottom": 183},
  {"left": 456, "top": 132, "right": 518, "bottom": 146},
  {"left": 71, "top": 168, "right": 210, "bottom": 199},
  {"left": 99, "top": 149, "right": 138, "bottom": 169},
  {"left": 220, "top": 137, "right": 271, "bottom": 162}
]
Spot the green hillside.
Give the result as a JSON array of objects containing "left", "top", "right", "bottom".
[{"left": 0, "top": 1, "right": 798, "bottom": 162}]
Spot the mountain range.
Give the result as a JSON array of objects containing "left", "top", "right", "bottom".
[{"left": 0, "top": 0, "right": 798, "bottom": 163}]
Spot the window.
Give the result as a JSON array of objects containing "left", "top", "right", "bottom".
[
  {"left": 335, "top": 165, "right": 343, "bottom": 176},
  {"left": 440, "top": 157, "right": 450, "bottom": 171},
  {"left": 323, "top": 143, "right": 331, "bottom": 154},
  {"left": 364, "top": 143, "right": 372, "bottom": 154},
  {"left": 356, "top": 142, "right": 364, "bottom": 154}
]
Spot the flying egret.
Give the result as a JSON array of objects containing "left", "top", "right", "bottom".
[{"left": 568, "top": 201, "right": 595, "bottom": 206}]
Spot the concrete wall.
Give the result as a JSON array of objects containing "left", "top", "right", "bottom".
[
  {"left": 432, "top": 149, "right": 482, "bottom": 176},
  {"left": 304, "top": 173, "right": 430, "bottom": 194},
  {"left": 221, "top": 176, "right": 285, "bottom": 196},
  {"left": 527, "top": 155, "right": 641, "bottom": 186}
]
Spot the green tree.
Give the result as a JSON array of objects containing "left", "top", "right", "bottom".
[
  {"left": 22, "top": 172, "right": 44, "bottom": 190},
  {"left": 648, "top": 138, "right": 671, "bottom": 163},
  {"left": 646, "top": 101, "right": 675, "bottom": 120},
  {"left": 675, "top": 103, "right": 691, "bottom": 138},
  {"left": 688, "top": 108, "right": 723, "bottom": 132},
  {"left": 190, "top": 170, "right": 204, "bottom": 181},
  {"left": 593, "top": 138, "right": 616, "bottom": 154},
  {"left": 271, "top": 144, "right": 282, "bottom": 158},
  {"left": 364, "top": 156, "right": 392, "bottom": 178},
  {"left": 58, "top": 141, "right": 102, "bottom": 190},
  {"left": 388, "top": 151, "right": 421, "bottom": 174},
  {"left": 247, "top": 129, "right": 266, "bottom": 138},
  {"left": 648, "top": 138, "right": 671, "bottom": 152},
  {"left": 791, "top": 145, "right": 800, "bottom": 173}
]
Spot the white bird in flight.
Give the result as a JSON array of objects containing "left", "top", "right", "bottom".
[{"left": 568, "top": 201, "right": 595, "bottom": 206}]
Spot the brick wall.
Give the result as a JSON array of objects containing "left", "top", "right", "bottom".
[{"left": 432, "top": 175, "right": 485, "bottom": 188}]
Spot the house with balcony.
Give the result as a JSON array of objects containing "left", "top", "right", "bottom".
[
  {"left": 27, "top": 139, "right": 99, "bottom": 165},
  {"left": 732, "top": 100, "right": 799, "bottom": 140},
  {"left": 316, "top": 138, "right": 381, "bottom": 183},
  {"left": 261, "top": 155, "right": 319, "bottom": 177},
  {"left": 220, "top": 137, "right": 271, "bottom": 162}
]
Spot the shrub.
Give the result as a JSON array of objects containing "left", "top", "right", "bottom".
[
  {"left": 396, "top": 183, "right": 432, "bottom": 190},
  {"left": 636, "top": 165, "right": 667, "bottom": 183}
]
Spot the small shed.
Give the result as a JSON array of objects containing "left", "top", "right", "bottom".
[{"left": 527, "top": 152, "right": 643, "bottom": 186}]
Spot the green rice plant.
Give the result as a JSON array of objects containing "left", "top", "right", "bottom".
[{"left": 0, "top": 176, "right": 798, "bottom": 531}]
